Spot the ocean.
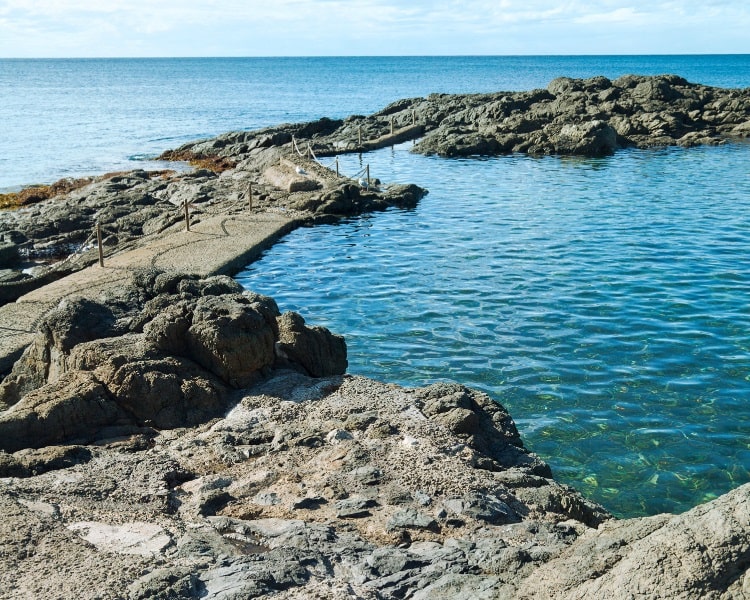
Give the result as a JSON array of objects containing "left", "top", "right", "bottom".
[
  {"left": 3, "top": 55, "right": 750, "bottom": 518},
  {"left": 1, "top": 55, "right": 749, "bottom": 190}
]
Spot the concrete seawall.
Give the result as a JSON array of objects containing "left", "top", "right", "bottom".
[{"left": 0, "top": 212, "right": 298, "bottom": 376}]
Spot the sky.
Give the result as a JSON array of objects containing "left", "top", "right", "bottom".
[{"left": 0, "top": 0, "right": 748, "bottom": 58}]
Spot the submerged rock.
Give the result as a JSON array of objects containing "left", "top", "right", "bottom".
[
  {"left": 1, "top": 272, "right": 749, "bottom": 598},
  {"left": 2, "top": 74, "right": 750, "bottom": 598}
]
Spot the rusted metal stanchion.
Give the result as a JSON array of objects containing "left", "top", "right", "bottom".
[
  {"left": 184, "top": 200, "right": 190, "bottom": 232},
  {"left": 96, "top": 222, "right": 104, "bottom": 267},
  {"left": 248, "top": 183, "right": 253, "bottom": 209}
]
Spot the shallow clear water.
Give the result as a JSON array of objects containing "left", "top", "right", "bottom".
[
  {"left": 5, "top": 54, "right": 750, "bottom": 518},
  {"left": 237, "top": 141, "right": 750, "bottom": 518}
]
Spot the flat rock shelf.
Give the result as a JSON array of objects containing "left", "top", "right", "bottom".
[{"left": 1, "top": 75, "right": 750, "bottom": 599}]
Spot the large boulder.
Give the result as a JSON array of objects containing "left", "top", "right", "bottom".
[
  {"left": 515, "top": 482, "right": 750, "bottom": 599},
  {"left": 0, "top": 272, "right": 349, "bottom": 451},
  {"left": 143, "top": 289, "right": 281, "bottom": 387},
  {"left": 276, "top": 311, "right": 348, "bottom": 377},
  {"left": 550, "top": 120, "right": 618, "bottom": 156},
  {"left": 0, "top": 371, "right": 123, "bottom": 452},
  {"left": 72, "top": 334, "right": 231, "bottom": 431},
  {"left": 185, "top": 294, "right": 278, "bottom": 387},
  {"left": 0, "top": 296, "right": 126, "bottom": 408}
]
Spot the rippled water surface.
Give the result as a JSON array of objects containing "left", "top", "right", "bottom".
[
  {"left": 237, "top": 141, "right": 750, "bottom": 518},
  {"left": 3, "top": 55, "right": 750, "bottom": 190}
]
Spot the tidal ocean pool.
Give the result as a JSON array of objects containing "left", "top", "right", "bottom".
[
  {"left": 237, "top": 140, "right": 750, "bottom": 518},
  {"left": 4, "top": 55, "right": 749, "bottom": 519}
]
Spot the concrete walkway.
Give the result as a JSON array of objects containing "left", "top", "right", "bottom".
[{"left": 0, "top": 211, "right": 298, "bottom": 374}]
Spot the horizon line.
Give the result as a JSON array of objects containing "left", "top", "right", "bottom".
[{"left": 3, "top": 52, "right": 750, "bottom": 60}]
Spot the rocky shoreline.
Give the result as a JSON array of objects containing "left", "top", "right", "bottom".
[
  {"left": 1, "top": 75, "right": 750, "bottom": 598},
  {"left": 166, "top": 73, "right": 750, "bottom": 163}
]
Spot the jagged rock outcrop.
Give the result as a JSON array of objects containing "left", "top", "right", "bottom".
[
  {"left": 169, "top": 75, "right": 749, "bottom": 163},
  {"left": 2, "top": 363, "right": 749, "bottom": 598},
  {"left": 0, "top": 270, "right": 346, "bottom": 450},
  {"left": 407, "top": 74, "right": 750, "bottom": 157},
  {"left": 2, "top": 275, "right": 750, "bottom": 598}
]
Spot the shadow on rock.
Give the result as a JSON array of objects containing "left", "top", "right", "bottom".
[{"left": 0, "top": 269, "right": 347, "bottom": 453}]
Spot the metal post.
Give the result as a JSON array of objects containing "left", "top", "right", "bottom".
[
  {"left": 184, "top": 200, "right": 190, "bottom": 232},
  {"left": 248, "top": 183, "right": 253, "bottom": 209},
  {"left": 366, "top": 164, "right": 370, "bottom": 187},
  {"left": 412, "top": 110, "right": 416, "bottom": 125},
  {"left": 335, "top": 157, "right": 339, "bottom": 177},
  {"left": 96, "top": 222, "right": 104, "bottom": 267}
]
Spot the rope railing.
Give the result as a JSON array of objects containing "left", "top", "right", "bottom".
[
  {"left": 33, "top": 123, "right": 402, "bottom": 272},
  {"left": 9, "top": 119, "right": 411, "bottom": 280},
  {"left": 307, "top": 144, "right": 319, "bottom": 163},
  {"left": 291, "top": 136, "right": 306, "bottom": 158},
  {"left": 18, "top": 140, "right": 380, "bottom": 275},
  {"left": 290, "top": 134, "right": 374, "bottom": 189}
]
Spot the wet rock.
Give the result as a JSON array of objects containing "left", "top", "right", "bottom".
[{"left": 0, "top": 242, "right": 18, "bottom": 267}]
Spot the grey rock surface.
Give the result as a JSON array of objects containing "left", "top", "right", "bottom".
[
  {"left": 2, "top": 74, "right": 750, "bottom": 598},
  {"left": 0, "top": 271, "right": 347, "bottom": 450},
  {"left": 172, "top": 74, "right": 750, "bottom": 162},
  {"left": 2, "top": 355, "right": 748, "bottom": 598}
]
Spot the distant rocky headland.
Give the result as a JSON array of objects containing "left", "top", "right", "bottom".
[
  {"left": 1, "top": 75, "right": 750, "bottom": 598},
  {"left": 166, "top": 72, "right": 750, "bottom": 161}
]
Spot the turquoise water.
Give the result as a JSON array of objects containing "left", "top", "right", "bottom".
[
  {"left": 2, "top": 55, "right": 750, "bottom": 190},
  {"left": 4, "top": 55, "right": 750, "bottom": 517},
  {"left": 237, "top": 141, "right": 750, "bottom": 518}
]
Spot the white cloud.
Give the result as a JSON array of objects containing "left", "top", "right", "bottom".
[
  {"left": 0, "top": 0, "right": 748, "bottom": 56},
  {"left": 573, "top": 7, "right": 645, "bottom": 25}
]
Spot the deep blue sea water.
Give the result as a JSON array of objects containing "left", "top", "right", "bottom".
[
  {"left": 1, "top": 55, "right": 749, "bottom": 190},
  {"left": 3, "top": 55, "right": 750, "bottom": 518}
]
